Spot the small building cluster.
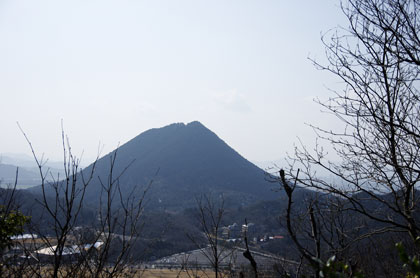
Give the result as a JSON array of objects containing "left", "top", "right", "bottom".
[
  {"left": 221, "top": 222, "right": 284, "bottom": 244},
  {"left": 3, "top": 232, "right": 104, "bottom": 264}
]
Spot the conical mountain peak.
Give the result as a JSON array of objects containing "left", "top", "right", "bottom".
[{"left": 60, "top": 122, "right": 274, "bottom": 210}]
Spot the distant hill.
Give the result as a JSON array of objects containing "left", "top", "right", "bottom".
[
  {"left": 0, "top": 153, "right": 66, "bottom": 189},
  {"left": 0, "top": 153, "right": 66, "bottom": 169},
  {"left": 31, "top": 121, "right": 277, "bottom": 210},
  {"left": 0, "top": 163, "right": 41, "bottom": 189}
]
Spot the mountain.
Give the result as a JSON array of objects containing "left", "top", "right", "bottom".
[{"left": 52, "top": 121, "right": 276, "bottom": 210}]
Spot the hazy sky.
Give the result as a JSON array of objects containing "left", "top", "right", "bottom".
[{"left": 0, "top": 0, "right": 347, "bottom": 165}]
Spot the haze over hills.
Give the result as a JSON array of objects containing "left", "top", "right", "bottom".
[
  {"left": 0, "top": 154, "right": 65, "bottom": 189},
  {"left": 0, "top": 163, "right": 40, "bottom": 188},
  {"left": 35, "top": 121, "right": 277, "bottom": 210}
]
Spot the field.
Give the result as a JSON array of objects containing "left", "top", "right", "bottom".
[{"left": 141, "top": 269, "right": 215, "bottom": 278}]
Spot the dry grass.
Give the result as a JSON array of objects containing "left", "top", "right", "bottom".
[
  {"left": 140, "top": 268, "right": 214, "bottom": 278},
  {"left": 2, "top": 266, "right": 216, "bottom": 278}
]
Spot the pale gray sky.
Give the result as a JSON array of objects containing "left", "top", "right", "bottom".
[{"left": 0, "top": 0, "right": 346, "bottom": 165}]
